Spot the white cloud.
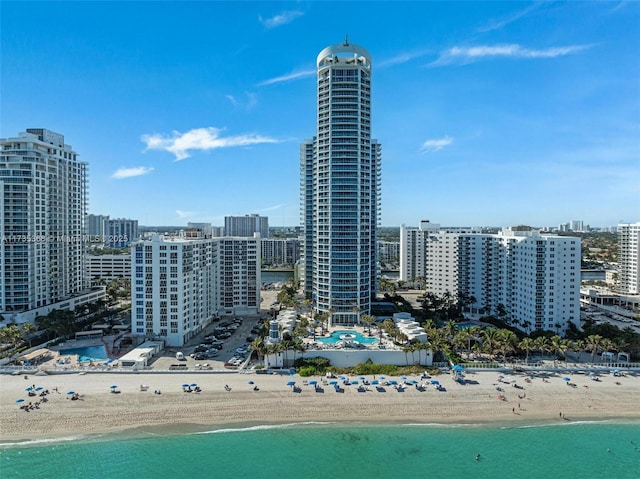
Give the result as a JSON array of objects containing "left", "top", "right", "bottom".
[
  {"left": 432, "top": 44, "right": 592, "bottom": 66},
  {"left": 258, "top": 69, "right": 315, "bottom": 86},
  {"left": 225, "top": 92, "right": 257, "bottom": 110},
  {"left": 141, "top": 127, "right": 280, "bottom": 161},
  {"left": 259, "top": 10, "right": 304, "bottom": 29},
  {"left": 420, "top": 136, "right": 453, "bottom": 153},
  {"left": 258, "top": 203, "right": 286, "bottom": 212},
  {"left": 176, "top": 209, "right": 196, "bottom": 219},
  {"left": 111, "top": 166, "right": 154, "bottom": 179},
  {"left": 477, "top": 3, "right": 543, "bottom": 33}
]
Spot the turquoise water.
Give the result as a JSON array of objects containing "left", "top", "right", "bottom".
[
  {"left": 317, "top": 330, "right": 378, "bottom": 345},
  {"left": 2, "top": 422, "right": 639, "bottom": 478},
  {"left": 57, "top": 345, "right": 108, "bottom": 363}
]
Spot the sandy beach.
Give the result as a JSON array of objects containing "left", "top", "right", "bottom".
[{"left": 1, "top": 368, "right": 639, "bottom": 442}]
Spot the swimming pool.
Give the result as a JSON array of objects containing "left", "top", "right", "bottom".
[
  {"left": 58, "top": 345, "right": 109, "bottom": 363},
  {"left": 316, "top": 330, "right": 378, "bottom": 345}
]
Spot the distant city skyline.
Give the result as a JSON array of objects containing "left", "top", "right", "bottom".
[{"left": 2, "top": 2, "right": 638, "bottom": 227}]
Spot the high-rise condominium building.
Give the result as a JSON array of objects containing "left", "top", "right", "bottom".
[
  {"left": 225, "top": 214, "right": 269, "bottom": 238},
  {"left": 86, "top": 214, "right": 109, "bottom": 237},
  {"left": 301, "top": 39, "right": 381, "bottom": 325},
  {"left": 400, "top": 223, "right": 581, "bottom": 333},
  {"left": 131, "top": 235, "right": 260, "bottom": 346},
  {"left": 104, "top": 218, "right": 138, "bottom": 247},
  {"left": 617, "top": 222, "right": 640, "bottom": 294},
  {"left": 1, "top": 129, "right": 92, "bottom": 322}
]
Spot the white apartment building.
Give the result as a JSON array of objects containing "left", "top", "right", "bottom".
[
  {"left": 618, "top": 222, "right": 640, "bottom": 294},
  {"left": 131, "top": 235, "right": 260, "bottom": 346},
  {"left": 0, "top": 129, "right": 97, "bottom": 324},
  {"left": 379, "top": 241, "right": 400, "bottom": 265},
  {"left": 400, "top": 222, "right": 581, "bottom": 333},
  {"left": 87, "top": 254, "right": 131, "bottom": 280},
  {"left": 104, "top": 218, "right": 138, "bottom": 247},
  {"left": 132, "top": 236, "right": 216, "bottom": 346},
  {"left": 261, "top": 238, "right": 300, "bottom": 266},
  {"left": 225, "top": 214, "right": 268, "bottom": 238},
  {"left": 86, "top": 214, "right": 109, "bottom": 236},
  {"left": 216, "top": 235, "right": 261, "bottom": 316}
]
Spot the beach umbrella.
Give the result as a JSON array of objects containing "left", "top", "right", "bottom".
[
  {"left": 248, "top": 381, "right": 255, "bottom": 385},
  {"left": 351, "top": 381, "right": 359, "bottom": 385},
  {"left": 25, "top": 387, "right": 32, "bottom": 392},
  {"left": 35, "top": 387, "right": 43, "bottom": 391},
  {"left": 562, "top": 377, "right": 571, "bottom": 382},
  {"left": 16, "top": 399, "right": 25, "bottom": 403},
  {"left": 379, "top": 376, "right": 386, "bottom": 381},
  {"left": 400, "top": 376, "right": 407, "bottom": 381},
  {"left": 67, "top": 391, "right": 75, "bottom": 395},
  {"left": 182, "top": 384, "right": 189, "bottom": 388},
  {"left": 430, "top": 380, "right": 439, "bottom": 385},
  {"left": 371, "top": 380, "right": 379, "bottom": 385},
  {"left": 452, "top": 365, "right": 464, "bottom": 371},
  {"left": 359, "top": 376, "right": 365, "bottom": 380},
  {"left": 329, "top": 381, "right": 338, "bottom": 385},
  {"left": 110, "top": 385, "right": 118, "bottom": 389},
  {"left": 287, "top": 381, "right": 296, "bottom": 387},
  {"left": 388, "top": 380, "right": 398, "bottom": 385},
  {"left": 309, "top": 380, "right": 317, "bottom": 386},
  {"left": 190, "top": 383, "right": 197, "bottom": 387}
]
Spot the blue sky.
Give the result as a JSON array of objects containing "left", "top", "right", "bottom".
[{"left": 2, "top": 1, "right": 638, "bottom": 228}]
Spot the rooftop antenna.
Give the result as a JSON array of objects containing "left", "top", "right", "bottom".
[{"left": 344, "top": 34, "right": 349, "bottom": 46}]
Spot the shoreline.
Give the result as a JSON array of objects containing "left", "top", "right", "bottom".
[{"left": 2, "top": 369, "right": 639, "bottom": 445}]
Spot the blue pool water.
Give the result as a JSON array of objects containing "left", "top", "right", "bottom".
[
  {"left": 316, "top": 330, "right": 378, "bottom": 345},
  {"left": 58, "top": 345, "right": 108, "bottom": 363}
]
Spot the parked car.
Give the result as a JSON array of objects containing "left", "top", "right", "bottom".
[
  {"left": 246, "top": 336, "right": 256, "bottom": 343},
  {"left": 194, "top": 345, "right": 209, "bottom": 353},
  {"left": 205, "top": 350, "right": 219, "bottom": 358},
  {"left": 218, "top": 332, "right": 232, "bottom": 339},
  {"left": 193, "top": 353, "right": 207, "bottom": 361}
]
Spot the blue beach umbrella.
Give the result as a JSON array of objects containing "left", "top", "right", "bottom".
[
  {"left": 67, "top": 391, "right": 75, "bottom": 395},
  {"left": 16, "top": 399, "right": 25, "bottom": 403},
  {"left": 371, "top": 380, "right": 379, "bottom": 385},
  {"left": 562, "top": 377, "right": 571, "bottom": 382},
  {"left": 400, "top": 376, "right": 407, "bottom": 381},
  {"left": 190, "top": 383, "right": 197, "bottom": 387},
  {"left": 388, "top": 380, "right": 398, "bottom": 385},
  {"left": 110, "top": 385, "right": 118, "bottom": 389},
  {"left": 329, "top": 381, "right": 338, "bottom": 385},
  {"left": 309, "top": 380, "right": 317, "bottom": 386},
  {"left": 379, "top": 376, "right": 386, "bottom": 380},
  {"left": 430, "top": 380, "right": 439, "bottom": 385},
  {"left": 35, "top": 387, "right": 43, "bottom": 391},
  {"left": 287, "top": 381, "right": 296, "bottom": 387},
  {"left": 452, "top": 365, "right": 464, "bottom": 371},
  {"left": 351, "top": 381, "right": 359, "bottom": 385},
  {"left": 25, "top": 387, "right": 32, "bottom": 392},
  {"left": 248, "top": 381, "right": 255, "bottom": 385},
  {"left": 182, "top": 384, "right": 189, "bottom": 388}
]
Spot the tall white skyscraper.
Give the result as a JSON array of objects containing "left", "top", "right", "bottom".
[
  {"left": 301, "top": 39, "right": 381, "bottom": 325},
  {"left": 1, "top": 129, "right": 89, "bottom": 320},
  {"left": 617, "top": 222, "right": 640, "bottom": 294}
]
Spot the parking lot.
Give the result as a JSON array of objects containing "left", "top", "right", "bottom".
[{"left": 147, "top": 288, "right": 281, "bottom": 371}]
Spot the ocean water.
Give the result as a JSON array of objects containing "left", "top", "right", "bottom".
[{"left": 1, "top": 421, "right": 639, "bottom": 478}]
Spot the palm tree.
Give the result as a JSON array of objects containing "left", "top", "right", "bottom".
[
  {"left": 586, "top": 334, "right": 604, "bottom": 365},
  {"left": 519, "top": 337, "right": 535, "bottom": 364},
  {"left": 360, "top": 314, "right": 376, "bottom": 336},
  {"left": 480, "top": 328, "right": 501, "bottom": 361},
  {"left": 497, "top": 329, "right": 518, "bottom": 364},
  {"left": 550, "top": 335, "right": 566, "bottom": 367},
  {"left": 251, "top": 337, "right": 266, "bottom": 364},
  {"left": 534, "top": 336, "right": 551, "bottom": 359}
]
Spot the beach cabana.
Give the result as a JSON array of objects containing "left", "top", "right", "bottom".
[{"left": 451, "top": 364, "right": 465, "bottom": 382}]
